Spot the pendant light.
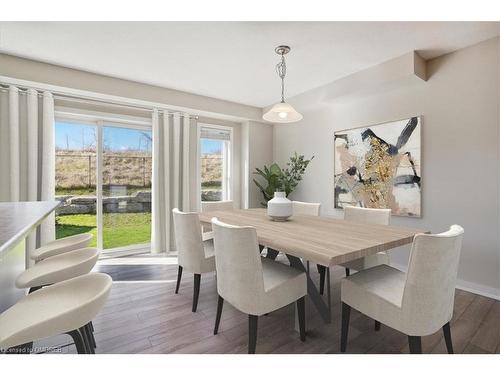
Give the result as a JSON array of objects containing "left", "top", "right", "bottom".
[{"left": 263, "top": 45, "right": 303, "bottom": 123}]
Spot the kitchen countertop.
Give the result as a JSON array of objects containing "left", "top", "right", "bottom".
[{"left": 0, "top": 201, "right": 60, "bottom": 254}]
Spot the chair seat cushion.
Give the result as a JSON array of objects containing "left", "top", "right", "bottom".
[
  {"left": 0, "top": 273, "right": 112, "bottom": 349},
  {"left": 341, "top": 265, "right": 406, "bottom": 331},
  {"left": 16, "top": 248, "right": 100, "bottom": 289},
  {"left": 30, "top": 233, "right": 93, "bottom": 261},
  {"left": 261, "top": 257, "right": 304, "bottom": 292},
  {"left": 256, "top": 258, "right": 307, "bottom": 315},
  {"left": 340, "top": 252, "right": 389, "bottom": 272}
]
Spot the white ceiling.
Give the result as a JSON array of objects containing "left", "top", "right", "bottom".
[{"left": 0, "top": 22, "right": 499, "bottom": 108}]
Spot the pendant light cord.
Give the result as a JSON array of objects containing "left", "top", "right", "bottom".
[{"left": 276, "top": 53, "right": 287, "bottom": 103}]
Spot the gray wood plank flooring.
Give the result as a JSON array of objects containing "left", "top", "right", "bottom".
[{"left": 32, "top": 263, "right": 500, "bottom": 354}]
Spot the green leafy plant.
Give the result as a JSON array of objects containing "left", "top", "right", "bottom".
[{"left": 253, "top": 152, "right": 314, "bottom": 206}]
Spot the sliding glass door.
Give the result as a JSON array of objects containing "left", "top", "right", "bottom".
[
  {"left": 101, "top": 125, "right": 152, "bottom": 250},
  {"left": 55, "top": 121, "right": 98, "bottom": 247},
  {"left": 55, "top": 117, "right": 152, "bottom": 254}
]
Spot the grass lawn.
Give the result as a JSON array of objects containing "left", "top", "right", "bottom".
[{"left": 56, "top": 213, "right": 151, "bottom": 249}]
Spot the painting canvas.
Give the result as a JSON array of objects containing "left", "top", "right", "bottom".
[{"left": 334, "top": 117, "right": 421, "bottom": 217}]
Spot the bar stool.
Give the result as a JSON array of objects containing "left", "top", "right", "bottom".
[
  {"left": 17, "top": 247, "right": 100, "bottom": 292},
  {"left": 0, "top": 273, "right": 112, "bottom": 354},
  {"left": 16, "top": 247, "right": 100, "bottom": 350},
  {"left": 30, "top": 233, "right": 93, "bottom": 262}
]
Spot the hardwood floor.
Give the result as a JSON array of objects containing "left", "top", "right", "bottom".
[{"left": 34, "top": 261, "right": 500, "bottom": 354}]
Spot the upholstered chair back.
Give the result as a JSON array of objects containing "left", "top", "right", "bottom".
[
  {"left": 172, "top": 208, "right": 205, "bottom": 274},
  {"left": 402, "top": 225, "right": 464, "bottom": 335},
  {"left": 211, "top": 218, "right": 265, "bottom": 313},
  {"left": 292, "top": 201, "right": 321, "bottom": 216},
  {"left": 344, "top": 206, "right": 391, "bottom": 225},
  {"left": 201, "top": 200, "right": 234, "bottom": 212}
]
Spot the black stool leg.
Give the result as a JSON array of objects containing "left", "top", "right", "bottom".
[
  {"left": 296, "top": 297, "right": 306, "bottom": 342},
  {"left": 84, "top": 323, "right": 96, "bottom": 351},
  {"left": 214, "top": 295, "right": 224, "bottom": 334},
  {"left": 67, "top": 329, "right": 88, "bottom": 354},
  {"left": 317, "top": 265, "right": 326, "bottom": 295},
  {"left": 443, "top": 322, "right": 454, "bottom": 354},
  {"left": 408, "top": 336, "right": 422, "bottom": 354},
  {"left": 192, "top": 273, "right": 201, "bottom": 312},
  {"left": 374, "top": 320, "right": 381, "bottom": 331},
  {"left": 79, "top": 326, "right": 94, "bottom": 354},
  {"left": 248, "top": 315, "right": 258, "bottom": 354},
  {"left": 89, "top": 321, "right": 96, "bottom": 348},
  {"left": 345, "top": 268, "right": 350, "bottom": 277},
  {"left": 340, "top": 302, "right": 351, "bottom": 352},
  {"left": 175, "top": 265, "right": 183, "bottom": 294}
]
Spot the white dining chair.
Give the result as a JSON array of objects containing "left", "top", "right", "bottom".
[
  {"left": 200, "top": 200, "right": 234, "bottom": 241},
  {"left": 340, "top": 206, "right": 391, "bottom": 277},
  {"left": 0, "top": 273, "right": 112, "bottom": 354},
  {"left": 340, "top": 225, "right": 464, "bottom": 354},
  {"left": 211, "top": 217, "right": 307, "bottom": 354},
  {"left": 172, "top": 208, "right": 216, "bottom": 312},
  {"left": 292, "top": 201, "right": 321, "bottom": 216}
]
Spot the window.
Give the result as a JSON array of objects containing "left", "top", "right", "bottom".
[
  {"left": 199, "top": 124, "right": 232, "bottom": 202},
  {"left": 55, "top": 115, "right": 152, "bottom": 254}
]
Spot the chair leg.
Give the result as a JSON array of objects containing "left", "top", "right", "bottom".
[
  {"left": 66, "top": 329, "right": 88, "bottom": 354},
  {"left": 408, "top": 336, "right": 422, "bottom": 354},
  {"left": 192, "top": 273, "right": 201, "bottom": 312},
  {"left": 89, "top": 321, "right": 96, "bottom": 348},
  {"left": 317, "top": 265, "right": 326, "bottom": 295},
  {"left": 175, "top": 265, "right": 183, "bottom": 294},
  {"left": 79, "top": 326, "right": 94, "bottom": 354},
  {"left": 442, "top": 322, "right": 454, "bottom": 354},
  {"left": 340, "top": 302, "right": 351, "bottom": 352},
  {"left": 296, "top": 297, "right": 306, "bottom": 342},
  {"left": 248, "top": 315, "right": 258, "bottom": 354},
  {"left": 374, "top": 320, "right": 381, "bottom": 331},
  {"left": 85, "top": 323, "right": 96, "bottom": 350},
  {"left": 345, "top": 268, "right": 350, "bottom": 277},
  {"left": 214, "top": 295, "right": 224, "bottom": 334}
]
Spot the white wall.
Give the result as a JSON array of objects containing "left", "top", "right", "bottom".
[
  {"left": 241, "top": 121, "right": 274, "bottom": 208},
  {"left": 274, "top": 37, "right": 500, "bottom": 299}
]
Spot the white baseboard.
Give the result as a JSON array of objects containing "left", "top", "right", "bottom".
[{"left": 391, "top": 262, "right": 500, "bottom": 301}]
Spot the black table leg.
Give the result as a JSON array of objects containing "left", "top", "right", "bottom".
[{"left": 286, "top": 254, "right": 331, "bottom": 324}]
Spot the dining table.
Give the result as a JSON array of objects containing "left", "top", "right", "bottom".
[{"left": 199, "top": 208, "right": 426, "bottom": 325}]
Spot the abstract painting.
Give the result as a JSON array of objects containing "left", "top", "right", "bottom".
[{"left": 334, "top": 117, "right": 421, "bottom": 217}]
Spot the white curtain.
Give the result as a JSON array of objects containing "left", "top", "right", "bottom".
[
  {"left": 0, "top": 86, "right": 56, "bottom": 252},
  {"left": 151, "top": 110, "right": 193, "bottom": 254}
]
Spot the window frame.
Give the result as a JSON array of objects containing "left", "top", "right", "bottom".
[{"left": 197, "top": 123, "right": 234, "bottom": 209}]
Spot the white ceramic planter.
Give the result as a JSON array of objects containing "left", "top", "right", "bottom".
[{"left": 267, "top": 192, "right": 293, "bottom": 221}]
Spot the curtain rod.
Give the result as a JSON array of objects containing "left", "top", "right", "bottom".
[{"left": 0, "top": 84, "right": 199, "bottom": 120}]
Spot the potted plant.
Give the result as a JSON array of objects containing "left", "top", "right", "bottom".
[{"left": 253, "top": 152, "right": 314, "bottom": 220}]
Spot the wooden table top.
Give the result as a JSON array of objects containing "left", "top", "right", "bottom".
[{"left": 199, "top": 208, "right": 426, "bottom": 267}]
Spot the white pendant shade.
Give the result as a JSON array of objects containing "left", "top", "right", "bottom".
[{"left": 263, "top": 101, "right": 303, "bottom": 123}]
